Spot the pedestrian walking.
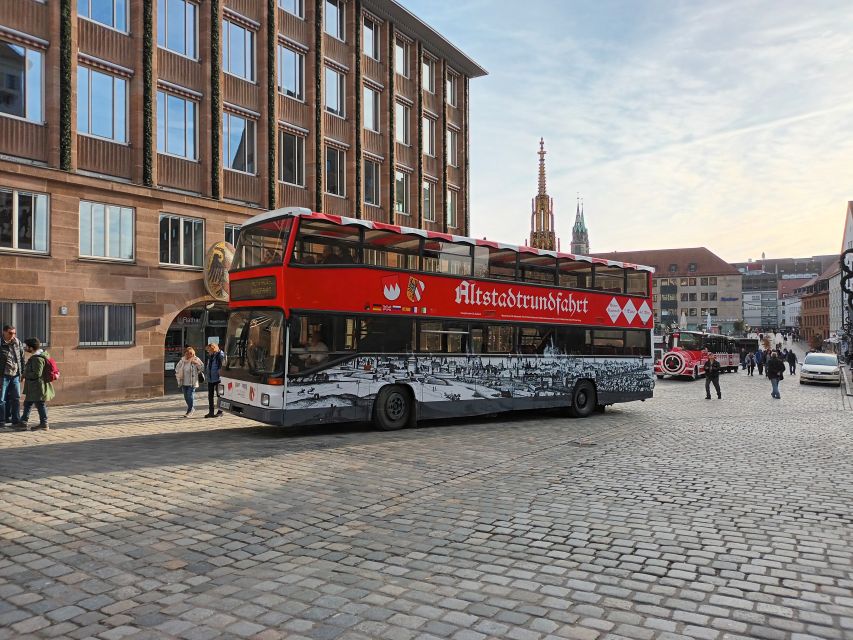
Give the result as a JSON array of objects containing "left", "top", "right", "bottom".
[
  {"left": 703, "top": 352, "right": 722, "bottom": 399},
  {"left": 755, "top": 349, "right": 764, "bottom": 376},
  {"left": 203, "top": 343, "right": 226, "bottom": 418},
  {"left": 766, "top": 351, "right": 786, "bottom": 400},
  {"left": 19, "top": 338, "right": 55, "bottom": 430},
  {"left": 746, "top": 352, "right": 756, "bottom": 376},
  {"left": 786, "top": 349, "right": 797, "bottom": 375},
  {"left": 1, "top": 324, "right": 25, "bottom": 428},
  {"left": 175, "top": 347, "right": 204, "bottom": 417},
  {"left": 739, "top": 347, "right": 747, "bottom": 370}
]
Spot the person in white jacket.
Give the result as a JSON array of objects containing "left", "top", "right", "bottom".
[{"left": 175, "top": 347, "right": 204, "bottom": 417}]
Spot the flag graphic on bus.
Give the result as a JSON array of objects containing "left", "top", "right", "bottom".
[{"left": 406, "top": 276, "right": 425, "bottom": 302}]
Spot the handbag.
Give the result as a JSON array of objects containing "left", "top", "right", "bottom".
[{"left": 198, "top": 369, "right": 206, "bottom": 385}]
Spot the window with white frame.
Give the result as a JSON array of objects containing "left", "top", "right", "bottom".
[
  {"left": 222, "top": 18, "right": 255, "bottom": 81},
  {"left": 363, "top": 17, "right": 379, "bottom": 59},
  {"left": 446, "top": 73, "right": 457, "bottom": 106},
  {"left": 0, "top": 188, "right": 48, "bottom": 253},
  {"left": 77, "top": 66, "right": 127, "bottom": 143},
  {"left": 447, "top": 128, "right": 458, "bottom": 166},
  {"left": 324, "top": 67, "right": 344, "bottom": 116},
  {"left": 157, "top": 0, "right": 197, "bottom": 59},
  {"left": 325, "top": 0, "right": 344, "bottom": 40},
  {"left": 0, "top": 42, "right": 43, "bottom": 123},
  {"left": 279, "top": 0, "right": 303, "bottom": 18},
  {"left": 364, "top": 159, "right": 380, "bottom": 206},
  {"left": 225, "top": 224, "right": 240, "bottom": 247},
  {"left": 0, "top": 300, "right": 49, "bottom": 345},
  {"left": 79, "top": 201, "right": 134, "bottom": 261},
  {"left": 278, "top": 44, "right": 304, "bottom": 101},
  {"left": 395, "top": 170, "right": 409, "bottom": 214},
  {"left": 156, "top": 90, "right": 197, "bottom": 159},
  {"left": 446, "top": 188, "right": 458, "bottom": 228},
  {"left": 79, "top": 303, "right": 134, "bottom": 347},
  {"left": 363, "top": 85, "right": 379, "bottom": 131},
  {"left": 394, "top": 39, "right": 408, "bottom": 77},
  {"left": 222, "top": 111, "right": 256, "bottom": 174},
  {"left": 395, "top": 102, "right": 409, "bottom": 144},
  {"left": 159, "top": 213, "right": 204, "bottom": 266},
  {"left": 78, "top": 0, "right": 127, "bottom": 32},
  {"left": 423, "top": 181, "right": 435, "bottom": 221},
  {"left": 422, "top": 116, "right": 435, "bottom": 156},
  {"left": 279, "top": 130, "right": 305, "bottom": 186},
  {"left": 422, "top": 57, "right": 434, "bottom": 93},
  {"left": 325, "top": 146, "right": 345, "bottom": 196}
]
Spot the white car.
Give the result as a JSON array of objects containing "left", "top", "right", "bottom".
[{"left": 799, "top": 353, "right": 842, "bottom": 386}]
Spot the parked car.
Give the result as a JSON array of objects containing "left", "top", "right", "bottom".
[{"left": 799, "top": 353, "right": 842, "bottom": 386}]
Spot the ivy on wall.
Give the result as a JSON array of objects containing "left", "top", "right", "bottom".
[
  {"left": 387, "top": 26, "right": 396, "bottom": 224},
  {"left": 210, "top": 0, "right": 221, "bottom": 199},
  {"left": 267, "top": 0, "right": 277, "bottom": 209},
  {"left": 416, "top": 42, "right": 423, "bottom": 228},
  {"left": 353, "top": 0, "right": 363, "bottom": 218},
  {"left": 314, "top": 0, "right": 324, "bottom": 212},
  {"left": 59, "top": 0, "right": 72, "bottom": 171},
  {"left": 464, "top": 76, "right": 470, "bottom": 235},
  {"left": 142, "top": 0, "right": 154, "bottom": 186},
  {"left": 441, "top": 60, "right": 448, "bottom": 232}
]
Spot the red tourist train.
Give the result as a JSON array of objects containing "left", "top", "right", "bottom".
[{"left": 654, "top": 331, "right": 739, "bottom": 380}]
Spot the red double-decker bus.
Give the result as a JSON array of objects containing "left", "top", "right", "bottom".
[
  {"left": 218, "top": 208, "right": 656, "bottom": 429},
  {"left": 654, "top": 331, "right": 739, "bottom": 380}
]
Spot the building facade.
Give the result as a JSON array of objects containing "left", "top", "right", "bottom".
[
  {"left": 797, "top": 266, "right": 836, "bottom": 344},
  {"left": 527, "top": 138, "right": 558, "bottom": 250},
  {"left": 777, "top": 278, "right": 810, "bottom": 331},
  {"left": 591, "top": 247, "right": 743, "bottom": 333},
  {"left": 741, "top": 272, "right": 778, "bottom": 332},
  {"left": 0, "top": 0, "right": 485, "bottom": 404}
]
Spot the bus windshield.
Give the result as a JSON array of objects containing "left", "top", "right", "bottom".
[
  {"left": 232, "top": 218, "right": 293, "bottom": 269},
  {"left": 223, "top": 309, "right": 286, "bottom": 381}
]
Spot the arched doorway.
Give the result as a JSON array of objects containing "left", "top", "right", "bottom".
[{"left": 164, "top": 302, "right": 230, "bottom": 393}]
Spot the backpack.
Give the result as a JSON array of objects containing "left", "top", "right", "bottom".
[{"left": 40, "top": 354, "right": 60, "bottom": 383}]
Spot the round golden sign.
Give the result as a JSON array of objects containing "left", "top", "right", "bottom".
[{"left": 204, "top": 241, "right": 235, "bottom": 302}]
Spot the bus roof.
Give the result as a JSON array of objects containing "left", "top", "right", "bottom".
[{"left": 242, "top": 207, "right": 656, "bottom": 273}]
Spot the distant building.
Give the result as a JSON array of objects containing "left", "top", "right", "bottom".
[
  {"left": 731, "top": 255, "right": 836, "bottom": 279},
  {"left": 591, "top": 247, "right": 742, "bottom": 333},
  {"left": 742, "top": 272, "right": 779, "bottom": 332},
  {"left": 797, "top": 264, "right": 838, "bottom": 343},
  {"left": 527, "top": 139, "right": 558, "bottom": 250},
  {"left": 777, "top": 278, "right": 811, "bottom": 331}
]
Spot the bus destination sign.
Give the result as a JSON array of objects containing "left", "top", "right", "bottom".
[{"left": 230, "top": 276, "right": 277, "bottom": 301}]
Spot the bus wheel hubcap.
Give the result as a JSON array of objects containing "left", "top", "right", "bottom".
[
  {"left": 387, "top": 393, "right": 405, "bottom": 420},
  {"left": 577, "top": 391, "right": 588, "bottom": 407}
]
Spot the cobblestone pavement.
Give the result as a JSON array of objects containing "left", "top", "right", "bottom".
[{"left": 1, "top": 363, "right": 851, "bottom": 640}]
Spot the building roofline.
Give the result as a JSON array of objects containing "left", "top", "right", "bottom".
[{"left": 364, "top": 0, "right": 488, "bottom": 78}]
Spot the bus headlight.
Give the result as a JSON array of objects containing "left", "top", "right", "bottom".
[
  {"left": 261, "top": 393, "right": 270, "bottom": 406},
  {"left": 218, "top": 384, "right": 225, "bottom": 395}
]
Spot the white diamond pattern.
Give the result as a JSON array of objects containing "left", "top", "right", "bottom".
[
  {"left": 637, "top": 301, "right": 652, "bottom": 324},
  {"left": 606, "top": 298, "right": 622, "bottom": 323},
  {"left": 622, "top": 299, "right": 638, "bottom": 324}
]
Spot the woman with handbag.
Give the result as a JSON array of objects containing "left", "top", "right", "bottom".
[{"left": 175, "top": 346, "right": 204, "bottom": 417}]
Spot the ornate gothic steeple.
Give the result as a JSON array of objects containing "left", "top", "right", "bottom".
[
  {"left": 571, "top": 196, "right": 590, "bottom": 255},
  {"left": 528, "top": 138, "right": 558, "bottom": 250}
]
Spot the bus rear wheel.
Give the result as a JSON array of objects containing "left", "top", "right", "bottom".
[
  {"left": 569, "top": 380, "right": 597, "bottom": 418},
  {"left": 374, "top": 385, "right": 412, "bottom": 431}
]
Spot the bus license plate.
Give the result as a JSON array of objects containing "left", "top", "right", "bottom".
[{"left": 220, "top": 400, "right": 231, "bottom": 410}]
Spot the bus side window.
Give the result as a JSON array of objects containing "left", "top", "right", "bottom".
[
  {"left": 593, "top": 266, "right": 625, "bottom": 293},
  {"left": 292, "top": 220, "right": 361, "bottom": 265},
  {"left": 358, "top": 316, "right": 413, "bottom": 353},
  {"left": 625, "top": 329, "right": 650, "bottom": 356},
  {"left": 362, "top": 230, "right": 420, "bottom": 270},
  {"left": 558, "top": 259, "right": 592, "bottom": 289},
  {"left": 592, "top": 329, "right": 626, "bottom": 355},
  {"left": 487, "top": 247, "right": 516, "bottom": 281},
  {"left": 473, "top": 246, "right": 489, "bottom": 278},
  {"left": 555, "top": 326, "right": 592, "bottom": 355},
  {"left": 518, "top": 254, "right": 557, "bottom": 286},
  {"left": 627, "top": 271, "right": 648, "bottom": 296}
]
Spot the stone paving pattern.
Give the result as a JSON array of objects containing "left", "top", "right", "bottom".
[{"left": 0, "top": 356, "right": 851, "bottom": 640}]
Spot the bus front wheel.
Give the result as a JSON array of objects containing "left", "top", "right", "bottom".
[
  {"left": 569, "top": 380, "right": 597, "bottom": 418},
  {"left": 374, "top": 385, "right": 413, "bottom": 431}
]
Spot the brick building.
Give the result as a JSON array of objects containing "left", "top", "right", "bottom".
[
  {"left": 797, "top": 265, "right": 836, "bottom": 345},
  {"left": 0, "top": 0, "right": 485, "bottom": 404}
]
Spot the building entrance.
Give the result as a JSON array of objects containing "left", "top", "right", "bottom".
[{"left": 164, "top": 303, "right": 229, "bottom": 393}]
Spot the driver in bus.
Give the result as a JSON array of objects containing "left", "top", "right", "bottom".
[{"left": 291, "top": 332, "right": 329, "bottom": 373}]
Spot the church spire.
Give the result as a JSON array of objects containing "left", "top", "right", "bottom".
[
  {"left": 537, "top": 137, "right": 547, "bottom": 197},
  {"left": 528, "top": 138, "right": 558, "bottom": 250},
  {"left": 571, "top": 194, "right": 590, "bottom": 255}
]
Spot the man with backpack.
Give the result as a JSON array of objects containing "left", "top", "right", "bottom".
[
  {"left": 1, "top": 324, "right": 25, "bottom": 427},
  {"left": 18, "top": 338, "right": 56, "bottom": 430}
]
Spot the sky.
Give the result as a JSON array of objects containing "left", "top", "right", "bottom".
[{"left": 402, "top": 0, "right": 853, "bottom": 263}]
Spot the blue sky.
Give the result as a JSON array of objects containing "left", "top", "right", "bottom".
[{"left": 402, "top": 0, "right": 853, "bottom": 262}]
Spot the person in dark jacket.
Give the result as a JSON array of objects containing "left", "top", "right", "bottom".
[
  {"left": 786, "top": 349, "right": 798, "bottom": 375},
  {"left": 19, "top": 338, "right": 55, "bottom": 430},
  {"left": 754, "top": 348, "right": 764, "bottom": 376},
  {"left": 746, "top": 352, "right": 756, "bottom": 376},
  {"left": 739, "top": 348, "right": 747, "bottom": 370},
  {"left": 703, "top": 352, "right": 722, "bottom": 399},
  {"left": 766, "top": 351, "right": 786, "bottom": 399},
  {"left": 1, "top": 324, "right": 25, "bottom": 427},
  {"left": 204, "top": 343, "right": 226, "bottom": 418}
]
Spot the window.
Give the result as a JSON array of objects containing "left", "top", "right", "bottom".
[
  {"left": 156, "top": 91, "right": 197, "bottom": 159},
  {"left": 422, "top": 181, "right": 435, "bottom": 222},
  {"left": 77, "top": 67, "right": 127, "bottom": 143},
  {"left": 159, "top": 214, "right": 204, "bottom": 266},
  {"left": 680, "top": 278, "right": 688, "bottom": 286},
  {"left": 519, "top": 254, "right": 557, "bottom": 286},
  {"left": 278, "top": 45, "right": 304, "bottom": 100},
  {"left": 395, "top": 170, "right": 409, "bottom": 214},
  {"left": 325, "top": 67, "right": 345, "bottom": 116},
  {"left": 422, "top": 57, "right": 434, "bottom": 92},
  {"left": 688, "top": 278, "right": 696, "bottom": 286},
  {"left": 225, "top": 224, "right": 240, "bottom": 247},
  {"left": 446, "top": 189, "right": 458, "bottom": 228},
  {"left": 222, "top": 19, "right": 255, "bottom": 81},
  {"left": 395, "top": 102, "right": 410, "bottom": 144},
  {"left": 364, "top": 159, "right": 380, "bottom": 206},
  {"left": 627, "top": 271, "right": 648, "bottom": 296},
  {"left": 79, "top": 303, "right": 134, "bottom": 347},
  {"left": 0, "top": 188, "right": 48, "bottom": 253},
  {"left": 278, "top": 130, "right": 305, "bottom": 186},
  {"left": 325, "top": 0, "right": 344, "bottom": 40},
  {"left": 668, "top": 263, "right": 677, "bottom": 273},
  {"left": 0, "top": 301, "right": 49, "bottom": 345},
  {"left": 700, "top": 277, "right": 708, "bottom": 286},
  {"left": 558, "top": 259, "right": 592, "bottom": 289},
  {"left": 447, "top": 128, "right": 458, "bottom": 166},
  {"left": 78, "top": 0, "right": 127, "bottom": 32},
  {"left": 689, "top": 308, "right": 697, "bottom": 316},
  {"left": 485, "top": 248, "right": 516, "bottom": 281},
  {"left": 701, "top": 292, "right": 708, "bottom": 301},
  {"left": 422, "top": 240, "right": 471, "bottom": 276},
  {"left": 363, "top": 86, "right": 379, "bottom": 131},
  {"left": 279, "top": 0, "right": 303, "bottom": 17},
  {"left": 709, "top": 277, "right": 717, "bottom": 285},
  {"left": 0, "top": 42, "right": 43, "bottom": 123},
  {"left": 422, "top": 116, "right": 435, "bottom": 156},
  {"left": 689, "top": 293, "right": 697, "bottom": 301},
  {"left": 362, "top": 229, "right": 419, "bottom": 270},
  {"left": 709, "top": 292, "right": 717, "bottom": 301},
  {"left": 222, "top": 112, "right": 256, "bottom": 173},
  {"left": 325, "top": 146, "right": 345, "bottom": 196},
  {"left": 680, "top": 293, "right": 689, "bottom": 302},
  {"left": 79, "top": 201, "right": 133, "bottom": 260},
  {"left": 446, "top": 73, "right": 457, "bottom": 106},
  {"left": 157, "top": 0, "right": 197, "bottom": 58},
  {"left": 595, "top": 266, "right": 625, "bottom": 293},
  {"left": 688, "top": 262, "right": 697, "bottom": 272},
  {"left": 710, "top": 308, "right": 718, "bottom": 316},
  {"left": 363, "top": 17, "right": 379, "bottom": 59},
  {"left": 292, "top": 220, "right": 359, "bottom": 265},
  {"left": 394, "top": 39, "right": 408, "bottom": 77},
  {"left": 233, "top": 218, "right": 292, "bottom": 269}
]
